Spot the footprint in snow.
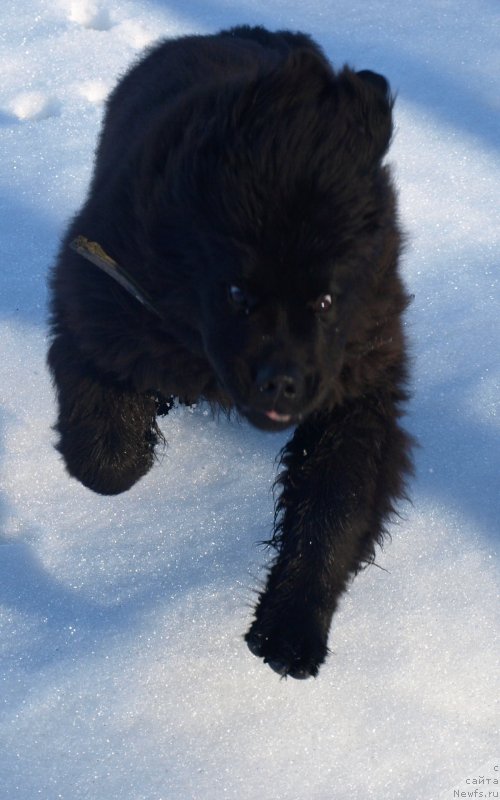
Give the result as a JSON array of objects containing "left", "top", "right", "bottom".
[
  {"left": 68, "top": 0, "right": 112, "bottom": 31},
  {"left": 9, "top": 92, "right": 61, "bottom": 122},
  {"left": 77, "top": 80, "right": 110, "bottom": 105}
]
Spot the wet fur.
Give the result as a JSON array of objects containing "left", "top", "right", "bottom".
[{"left": 48, "top": 26, "right": 413, "bottom": 678}]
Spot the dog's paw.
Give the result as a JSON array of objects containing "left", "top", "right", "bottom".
[{"left": 245, "top": 611, "right": 329, "bottom": 679}]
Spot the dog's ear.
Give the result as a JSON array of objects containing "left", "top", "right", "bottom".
[
  {"left": 336, "top": 67, "right": 394, "bottom": 167},
  {"left": 356, "top": 69, "right": 391, "bottom": 99}
]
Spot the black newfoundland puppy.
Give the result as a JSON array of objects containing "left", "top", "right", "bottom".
[{"left": 48, "top": 26, "right": 413, "bottom": 679}]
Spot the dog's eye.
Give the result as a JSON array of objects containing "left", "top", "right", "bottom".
[
  {"left": 228, "top": 285, "right": 246, "bottom": 306},
  {"left": 228, "top": 285, "right": 255, "bottom": 313},
  {"left": 310, "top": 294, "right": 333, "bottom": 314}
]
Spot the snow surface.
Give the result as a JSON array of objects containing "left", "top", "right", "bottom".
[{"left": 0, "top": 1, "right": 498, "bottom": 798}]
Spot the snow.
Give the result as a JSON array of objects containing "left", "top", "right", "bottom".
[
  {"left": 0, "top": 1, "right": 498, "bottom": 798},
  {"left": 8, "top": 91, "right": 62, "bottom": 122},
  {"left": 68, "top": 1, "right": 112, "bottom": 31}
]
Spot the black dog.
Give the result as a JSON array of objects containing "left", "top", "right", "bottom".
[{"left": 48, "top": 26, "right": 413, "bottom": 679}]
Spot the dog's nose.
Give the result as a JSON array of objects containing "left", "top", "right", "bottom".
[{"left": 254, "top": 364, "right": 302, "bottom": 402}]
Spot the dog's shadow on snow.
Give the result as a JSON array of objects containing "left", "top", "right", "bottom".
[
  {"left": 0, "top": 408, "right": 277, "bottom": 704},
  {"left": 410, "top": 383, "right": 499, "bottom": 541},
  {"left": 0, "top": 190, "right": 59, "bottom": 325}
]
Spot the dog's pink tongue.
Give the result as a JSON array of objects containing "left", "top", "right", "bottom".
[{"left": 264, "top": 410, "right": 292, "bottom": 423}]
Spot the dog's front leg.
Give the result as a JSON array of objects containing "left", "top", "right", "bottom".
[
  {"left": 48, "top": 331, "right": 164, "bottom": 495},
  {"left": 245, "top": 393, "right": 411, "bottom": 678}
]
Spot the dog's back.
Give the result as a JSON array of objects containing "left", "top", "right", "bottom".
[{"left": 93, "top": 27, "right": 322, "bottom": 189}]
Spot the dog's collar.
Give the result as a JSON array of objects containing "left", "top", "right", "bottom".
[{"left": 70, "top": 236, "right": 163, "bottom": 319}]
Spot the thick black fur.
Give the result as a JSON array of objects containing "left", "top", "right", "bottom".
[{"left": 48, "top": 26, "right": 413, "bottom": 679}]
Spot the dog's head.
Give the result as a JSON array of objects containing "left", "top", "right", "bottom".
[{"left": 146, "top": 50, "right": 398, "bottom": 430}]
